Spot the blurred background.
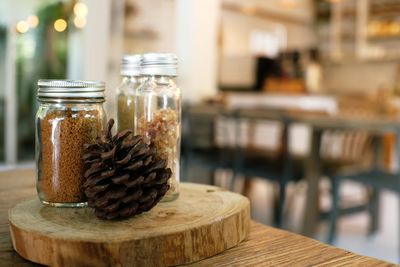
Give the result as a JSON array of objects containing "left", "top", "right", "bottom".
[{"left": 1, "top": 0, "right": 400, "bottom": 263}]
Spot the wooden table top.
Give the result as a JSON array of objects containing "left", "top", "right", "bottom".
[
  {"left": 234, "top": 107, "right": 400, "bottom": 133},
  {"left": 0, "top": 169, "right": 395, "bottom": 266}
]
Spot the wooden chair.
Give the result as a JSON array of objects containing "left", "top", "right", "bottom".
[
  {"left": 230, "top": 108, "right": 303, "bottom": 227},
  {"left": 181, "top": 104, "right": 234, "bottom": 184},
  {"left": 323, "top": 131, "right": 386, "bottom": 244},
  {"left": 323, "top": 95, "right": 400, "bottom": 243}
]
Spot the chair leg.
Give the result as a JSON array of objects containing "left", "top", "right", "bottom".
[
  {"left": 368, "top": 187, "right": 380, "bottom": 235},
  {"left": 242, "top": 177, "right": 252, "bottom": 197},
  {"left": 231, "top": 151, "right": 244, "bottom": 192},
  {"left": 328, "top": 176, "right": 340, "bottom": 244},
  {"left": 229, "top": 173, "right": 236, "bottom": 192},
  {"left": 181, "top": 156, "right": 189, "bottom": 182},
  {"left": 272, "top": 183, "right": 280, "bottom": 227},
  {"left": 274, "top": 180, "right": 286, "bottom": 228},
  {"left": 398, "top": 197, "right": 400, "bottom": 261},
  {"left": 209, "top": 170, "right": 216, "bottom": 186},
  {"left": 182, "top": 147, "right": 194, "bottom": 182},
  {"left": 276, "top": 120, "right": 291, "bottom": 229}
]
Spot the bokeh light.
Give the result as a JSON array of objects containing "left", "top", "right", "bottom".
[
  {"left": 74, "top": 2, "right": 88, "bottom": 18},
  {"left": 54, "top": 19, "right": 67, "bottom": 32},
  {"left": 16, "top": 20, "right": 29, "bottom": 33},
  {"left": 74, "top": 16, "right": 87, "bottom": 28},
  {"left": 27, "top": 15, "right": 39, "bottom": 28}
]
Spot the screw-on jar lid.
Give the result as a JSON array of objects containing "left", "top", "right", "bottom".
[
  {"left": 121, "top": 55, "right": 142, "bottom": 76},
  {"left": 141, "top": 53, "right": 178, "bottom": 76},
  {"left": 37, "top": 79, "right": 105, "bottom": 102}
]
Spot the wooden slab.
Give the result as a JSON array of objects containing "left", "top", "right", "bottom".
[{"left": 8, "top": 183, "right": 250, "bottom": 267}]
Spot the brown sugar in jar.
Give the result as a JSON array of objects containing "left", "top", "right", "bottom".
[
  {"left": 35, "top": 80, "right": 106, "bottom": 207},
  {"left": 39, "top": 109, "right": 102, "bottom": 205}
]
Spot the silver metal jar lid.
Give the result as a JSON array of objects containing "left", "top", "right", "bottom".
[
  {"left": 37, "top": 79, "right": 105, "bottom": 102},
  {"left": 141, "top": 53, "right": 178, "bottom": 76},
  {"left": 121, "top": 55, "right": 142, "bottom": 76}
]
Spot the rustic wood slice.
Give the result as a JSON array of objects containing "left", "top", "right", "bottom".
[{"left": 9, "top": 182, "right": 250, "bottom": 267}]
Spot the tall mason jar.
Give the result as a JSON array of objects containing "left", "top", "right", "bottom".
[
  {"left": 117, "top": 55, "right": 142, "bottom": 132},
  {"left": 136, "top": 53, "right": 181, "bottom": 201},
  {"left": 35, "top": 80, "right": 106, "bottom": 207}
]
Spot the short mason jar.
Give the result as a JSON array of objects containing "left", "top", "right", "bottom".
[
  {"left": 136, "top": 53, "right": 181, "bottom": 202},
  {"left": 117, "top": 55, "right": 142, "bottom": 132},
  {"left": 35, "top": 80, "right": 106, "bottom": 207}
]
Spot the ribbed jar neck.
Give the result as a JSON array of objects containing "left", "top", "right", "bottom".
[
  {"left": 121, "top": 75, "right": 143, "bottom": 84},
  {"left": 39, "top": 101, "right": 105, "bottom": 107},
  {"left": 38, "top": 98, "right": 105, "bottom": 104},
  {"left": 143, "top": 75, "right": 176, "bottom": 85}
]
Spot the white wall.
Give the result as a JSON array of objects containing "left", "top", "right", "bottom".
[
  {"left": 122, "top": 0, "right": 317, "bottom": 94},
  {"left": 175, "top": 0, "right": 221, "bottom": 103},
  {"left": 223, "top": 0, "right": 314, "bottom": 21},
  {"left": 221, "top": 8, "right": 315, "bottom": 56},
  {"left": 107, "top": 0, "right": 126, "bottom": 119},
  {"left": 0, "top": 1, "right": 37, "bottom": 25},
  {"left": 124, "top": 0, "right": 175, "bottom": 53},
  {"left": 124, "top": 0, "right": 221, "bottom": 103},
  {"left": 219, "top": 2, "right": 316, "bottom": 87},
  {"left": 68, "top": 0, "right": 125, "bottom": 120},
  {"left": 323, "top": 61, "right": 399, "bottom": 94},
  {"left": 219, "top": 56, "right": 256, "bottom": 87},
  {"left": 0, "top": 0, "right": 39, "bottom": 164}
]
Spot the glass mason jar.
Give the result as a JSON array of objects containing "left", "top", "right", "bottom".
[
  {"left": 35, "top": 80, "right": 106, "bottom": 207},
  {"left": 136, "top": 53, "right": 181, "bottom": 201},
  {"left": 117, "top": 55, "right": 142, "bottom": 132}
]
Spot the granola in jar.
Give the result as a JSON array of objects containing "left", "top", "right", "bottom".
[{"left": 137, "top": 108, "right": 180, "bottom": 199}]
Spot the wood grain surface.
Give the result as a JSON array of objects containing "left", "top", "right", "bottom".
[
  {"left": 0, "top": 169, "right": 396, "bottom": 266},
  {"left": 9, "top": 182, "right": 250, "bottom": 266}
]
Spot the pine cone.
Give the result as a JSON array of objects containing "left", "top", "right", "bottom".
[{"left": 82, "top": 119, "right": 171, "bottom": 220}]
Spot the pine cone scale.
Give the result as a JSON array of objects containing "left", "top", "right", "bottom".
[
  {"left": 121, "top": 190, "right": 142, "bottom": 203},
  {"left": 144, "top": 159, "right": 167, "bottom": 174},
  {"left": 111, "top": 174, "right": 130, "bottom": 184},
  {"left": 85, "top": 183, "right": 110, "bottom": 198},
  {"left": 102, "top": 147, "right": 117, "bottom": 160},
  {"left": 124, "top": 161, "right": 144, "bottom": 172},
  {"left": 83, "top": 170, "right": 114, "bottom": 188},
  {"left": 94, "top": 196, "right": 109, "bottom": 209},
  {"left": 125, "top": 176, "right": 144, "bottom": 188},
  {"left": 121, "top": 136, "right": 142, "bottom": 149},
  {"left": 103, "top": 187, "right": 127, "bottom": 200},
  {"left": 143, "top": 172, "right": 157, "bottom": 184},
  {"left": 114, "top": 129, "right": 132, "bottom": 143},
  {"left": 143, "top": 156, "right": 153, "bottom": 165},
  {"left": 128, "top": 144, "right": 150, "bottom": 159},
  {"left": 139, "top": 189, "right": 157, "bottom": 203},
  {"left": 115, "top": 154, "right": 132, "bottom": 165},
  {"left": 119, "top": 204, "right": 139, "bottom": 217}
]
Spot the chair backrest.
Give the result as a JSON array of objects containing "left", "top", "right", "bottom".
[
  {"left": 320, "top": 130, "right": 372, "bottom": 164},
  {"left": 182, "top": 104, "right": 221, "bottom": 150},
  {"left": 229, "top": 108, "right": 288, "bottom": 157},
  {"left": 321, "top": 95, "right": 383, "bottom": 165}
]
